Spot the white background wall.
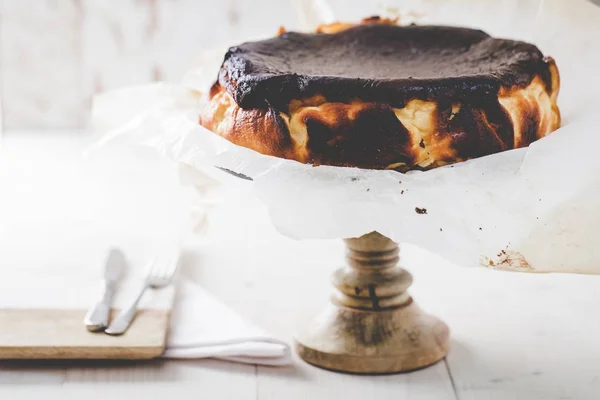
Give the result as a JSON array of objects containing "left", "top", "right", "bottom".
[{"left": 0, "top": 0, "right": 310, "bottom": 131}]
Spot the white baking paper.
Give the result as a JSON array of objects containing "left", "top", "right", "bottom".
[{"left": 91, "top": 0, "right": 600, "bottom": 274}]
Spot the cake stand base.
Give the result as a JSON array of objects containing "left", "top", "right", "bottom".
[{"left": 295, "top": 231, "right": 450, "bottom": 374}]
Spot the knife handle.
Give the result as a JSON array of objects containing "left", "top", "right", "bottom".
[{"left": 84, "top": 283, "right": 116, "bottom": 332}]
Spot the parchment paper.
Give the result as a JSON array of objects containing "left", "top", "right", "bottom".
[{"left": 91, "top": 0, "right": 600, "bottom": 274}]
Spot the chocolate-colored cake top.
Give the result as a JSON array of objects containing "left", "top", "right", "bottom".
[{"left": 219, "top": 24, "right": 551, "bottom": 110}]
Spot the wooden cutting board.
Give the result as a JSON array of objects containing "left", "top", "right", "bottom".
[
  {"left": 0, "top": 223, "right": 178, "bottom": 360},
  {"left": 0, "top": 308, "right": 170, "bottom": 359}
]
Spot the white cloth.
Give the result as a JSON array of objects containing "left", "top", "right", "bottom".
[{"left": 163, "top": 280, "right": 291, "bottom": 366}]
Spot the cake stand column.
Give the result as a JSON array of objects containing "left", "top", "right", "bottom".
[{"left": 295, "top": 231, "right": 450, "bottom": 374}]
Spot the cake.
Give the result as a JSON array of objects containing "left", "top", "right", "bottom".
[{"left": 200, "top": 18, "right": 560, "bottom": 171}]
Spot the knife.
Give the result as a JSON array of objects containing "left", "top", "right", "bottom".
[{"left": 84, "top": 248, "right": 125, "bottom": 332}]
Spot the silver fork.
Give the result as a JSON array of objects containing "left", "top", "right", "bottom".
[{"left": 105, "top": 254, "right": 179, "bottom": 336}]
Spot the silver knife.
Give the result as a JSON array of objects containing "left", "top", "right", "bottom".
[{"left": 84, "top": 248, "right": 125, "bottom": 332}]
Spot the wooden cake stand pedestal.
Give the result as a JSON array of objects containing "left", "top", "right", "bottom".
[{"left": 295, "top": 231, "right": 450, "bottom": 374}]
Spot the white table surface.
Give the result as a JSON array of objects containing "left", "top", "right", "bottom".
[{"left": 1, "top": 132, "right": 599, "bottom": 400}]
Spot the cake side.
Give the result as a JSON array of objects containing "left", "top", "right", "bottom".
[{"left": 201, "top": 60, "right": 559, "bottom": 170}]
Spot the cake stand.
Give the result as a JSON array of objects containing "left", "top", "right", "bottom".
[
  {"left": 294, "top": 231, "right": 449, "bottom": 374},
  {"left": 217, "top": 168, "right": 450, "bottom": 374}
]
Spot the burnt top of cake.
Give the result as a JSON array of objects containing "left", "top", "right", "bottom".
[{"left": 218, "top": 24, "right": 551, "bottom": 110}]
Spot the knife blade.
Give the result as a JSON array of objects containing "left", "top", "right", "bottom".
[{"left": 84, "top": 248, "right": 125, "bottom": 332}]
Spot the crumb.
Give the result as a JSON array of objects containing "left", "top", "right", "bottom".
[
  {"left": 351, "top": 177, "right": 358, "bottom": 182},
  {"left": 440, "top": 228, "right": 443, "bottom": 232},
  {"left": 489, "top": 259, "right": 495, "bottom": 266},
  {"left": 479, "top": 227, "right": 482, "bottom": 230},
  {"left": 398, "top": 181, "right": 402, "bottom": 184},
  {"left": 401, "top": 190, "right": 404, "bottom": 194},
  {"left": 415, "top": 207, "right": 427, "bottom": 214},
  {"left": 497, "top": 251, "right": 532, "bottom": 269},
  {"left": 277, "top": 26, "right": 286, "bottom": 35},
  {"left": 367, "top": 188, "right": 370, "bottom": 192}
]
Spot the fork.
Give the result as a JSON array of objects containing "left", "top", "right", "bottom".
[{"left": 105, "top": 254, "right": 179, "bottom": 336}]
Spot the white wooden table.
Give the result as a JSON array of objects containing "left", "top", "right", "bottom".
[{"left": 1, "top": 133, "right": 599, "bottom": 400}]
